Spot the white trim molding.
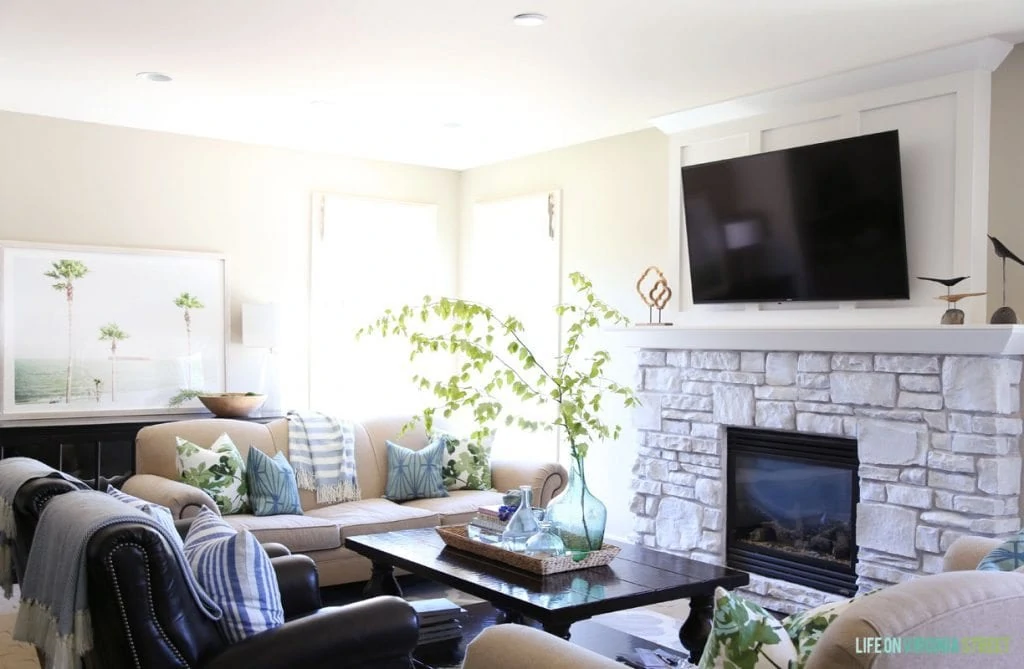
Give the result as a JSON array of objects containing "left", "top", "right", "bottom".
[
  {"left": 611, "top": 324, "right": 1024, "bottom": 356},
  {"left": 650, "top": 38, "right": 1014, "bottom": 134}
]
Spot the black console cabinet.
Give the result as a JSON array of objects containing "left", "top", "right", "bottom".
[{"left": 0, "top": 413, "right": 285, "bottom": 488}]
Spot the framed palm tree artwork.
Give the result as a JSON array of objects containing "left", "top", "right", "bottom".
[{"left": 0, "top": 241, "right": 227, "bottom": 418}]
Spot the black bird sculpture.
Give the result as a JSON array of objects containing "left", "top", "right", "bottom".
[
  {"left": 988, "top": 235, "right": 1022, "bottom": 324},
  {"left": 989, "top": 235, "right": 1024, "bottom": 266},
  {"left": 916, "top": 276, "right": 969, "bottom": 300},
  {"left": 917, "top": 276, "right": 969, "bottom": 288}
]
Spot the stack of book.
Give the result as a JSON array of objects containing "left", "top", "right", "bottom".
[
  {"left": 411, "top": 598, "right": 469, "bottom": 646},
  {"left": 468, "top": 504, "right": 509, "bottom": 535}
]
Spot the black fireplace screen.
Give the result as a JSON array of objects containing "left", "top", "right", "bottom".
[{"left": 726, "top": 427, "right": 859, "bottom": 596}]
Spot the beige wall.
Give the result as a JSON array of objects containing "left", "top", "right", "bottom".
[
  {"left": 988, "top": 44, "right": 1024, "bottom": 318},
  {"left": 460, "top": 128, "right": 670, "bottom": 540},
  {"left": 0, "top": 110, "right": 461, "bottom": 410}
]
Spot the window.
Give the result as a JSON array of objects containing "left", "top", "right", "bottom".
[
  {"left": 464, "top": 191, "right": 562, "bottom": 462},
  {"left": 310, "top": 193, "right": 442, "bottom": 419}
]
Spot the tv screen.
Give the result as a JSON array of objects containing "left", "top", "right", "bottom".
[{"left": 681, "top": 130, "right": 909, "bottom": 304}]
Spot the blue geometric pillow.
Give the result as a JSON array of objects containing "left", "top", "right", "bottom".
[
  {"left": 246, "top": 448, "right": 303, "bottom": 516},
  {"left": 384, "top": 438, "right": 449, "bottom": 503},
  {"left": 977, "top": 529, "right": 1024, "bottom": 571},
  {"left": 183, "top": 507, "right": 284, "bottom": 642}
]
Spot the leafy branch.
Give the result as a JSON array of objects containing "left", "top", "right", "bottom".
[{"left": 356, "top": 272, "right": 640, "bottom": 462}]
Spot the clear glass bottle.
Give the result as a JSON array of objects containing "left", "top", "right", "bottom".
[
  {"left": 524, "top": 521, "right": 565, "bottom": 558},
  {"left": 501, "top": 485, "right": 541, "bottom": 552},
  {"left": 544, "top": 456, "right": 606, "bottom": 556}
]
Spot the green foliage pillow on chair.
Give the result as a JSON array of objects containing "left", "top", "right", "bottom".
[
  {"left": 176, "top": 433, "right": 250, "bottom": 515},
  {"left": 246, "top": 447, "right": 302, "bottom": 516},
  {"left": 434, "top": 431, "right": 493, "bottom": 491},
  {"left": 698, "top": 587, "right": 797, "bottom": 669},
  {"left": 782, "top": 591, "right": 875, "bottom": 667}
]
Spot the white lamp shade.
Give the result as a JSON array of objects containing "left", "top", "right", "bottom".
[{"left": 242, "top": 303, "right": 281, "bottom": 349}]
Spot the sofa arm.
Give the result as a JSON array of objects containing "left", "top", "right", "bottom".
[
  {"left": 942, "top": 535, "right": 1002, "bottom": 571},
  {"left": 805, "top": 570, "right": 1024, "bottom": 669},
  {"left": 202, "top": 596, "right": 418, "bottom": 669},
  {"left": 122, "top": 474, "right": 219, "bottom": 519},
  {"left": 271, "top": 554, "right": 323, "bottom": 620},
  {"left": 491, "top": 460, "right": 568, "bottom": 507},
  {"left": 464, "top": 624, "right": 621, "bottom": 669}
]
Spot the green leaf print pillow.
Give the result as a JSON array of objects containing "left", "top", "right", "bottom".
[
  {"left": 176, "top": 433, "right": 250, "bottom": 515},
  {"left": 698, "top": 586, "right": 797, "bottom": 669},
  {"left": 782, "top": 589, "right": 877, "bottom": 668},
  {"left": 434, "top": 432, "right": 493, "bottom": 491}
]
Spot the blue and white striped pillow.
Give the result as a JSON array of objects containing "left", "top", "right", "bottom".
[{"left": 183, "top": 507, "right": 284, "bottom": 642}]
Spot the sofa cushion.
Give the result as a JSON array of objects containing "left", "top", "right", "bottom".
[
  {"left": 137, "top": 419, "right": 286, "bottom": 481},
  {"left": 435, "top": 432, "right": 493, "bottom": 491},
  {"left": 782, "top": 593, "right": 870, "bottom": 668},
  {"left": 977, "top": 528, "right": 1024, "bottom": 571},
  {"left": 246, "top": 447, "right": 302, "bottom": 516},
  {"left": 184, "top": 507, "right": 284, "bottom": 643},
  {"left": 403, "top": 490, "right": 504, "bottom": 525},
  {"left": 384, "top": 438, "right": 449, "bottom": 502},
  {"left": 176, "top": 433, "right": 250, "bottom": 515},
  {"left": 306, "top": 498, "right": 440, "bottom": 538},
  {"left": 222, "top": 514, "right": 342, "bottom": 552},
  {"left": 699, "top": 586, "right": 797, "bottom": 669}
]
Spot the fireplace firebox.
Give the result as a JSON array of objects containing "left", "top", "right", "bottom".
[{"left": 726, "top": 427, "right": 859, "bottom": 596}]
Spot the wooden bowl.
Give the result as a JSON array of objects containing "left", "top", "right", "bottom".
[{"left": 197, "top": 393, "right": 267, "bottom": 418}]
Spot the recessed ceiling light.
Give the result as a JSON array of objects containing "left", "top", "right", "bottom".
[
  {"left": 512, "top": 13, "right": 547, "bottom": 27},
  {"left": 442, "top": 121, "right": 463, "bottom": 130},
  {"left": 310, "top": 99, "right": 334, "bottom": 105},
  {"left": 136, "top": 72, "right": 172, "bottom": 83}
]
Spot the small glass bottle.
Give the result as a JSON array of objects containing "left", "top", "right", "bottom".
[
  {"left": 501, "top": 485, "right": 541, "bottom": 552},
  {"left": 524, "top": 521, "right": 565, "bottom": 558}
]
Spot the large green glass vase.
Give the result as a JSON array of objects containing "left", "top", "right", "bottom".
[{"left": 544, "top": 456, "right": 606, "bottom": 555}]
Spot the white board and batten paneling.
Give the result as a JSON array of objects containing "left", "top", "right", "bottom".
[{"left": 657, "top": 37, "right": 1014, "bottom": 325}]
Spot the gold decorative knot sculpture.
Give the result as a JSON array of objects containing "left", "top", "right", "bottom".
[{"left": 636, "top": 266, "right": 673, "bottom": 326}]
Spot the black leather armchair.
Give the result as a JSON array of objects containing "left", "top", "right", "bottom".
[{"left": 13, "top": 476, "right": 420, "bottom": 669}]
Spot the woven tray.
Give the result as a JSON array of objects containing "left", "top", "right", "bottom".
[{"left": 435, "top": 524, "right": 620, "bottom": 575}]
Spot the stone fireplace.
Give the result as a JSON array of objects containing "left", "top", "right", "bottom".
[
  {"left": 626, "top": 333, "right": 1024, "bottom": 613},
  {"left": 726, "top": 427, "right": 858, "bottom": 596}
]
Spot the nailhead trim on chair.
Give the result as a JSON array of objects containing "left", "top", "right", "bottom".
[{"left": 106, "top": 541, "right": 191, "bottom": 668}]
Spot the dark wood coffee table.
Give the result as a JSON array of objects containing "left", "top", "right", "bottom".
[{"left": 345, "top": 528, "right": 749, "bottom": 662}]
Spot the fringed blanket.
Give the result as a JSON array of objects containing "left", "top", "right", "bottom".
[
  {"left": 286, "top": 411, "right": 361, "bottom": 504},
  {"left": 13, "top": 490, "right": 221, "bottom": 669},
  {"left": 0, "top": 458, "right": 71, "bottom": 599}
]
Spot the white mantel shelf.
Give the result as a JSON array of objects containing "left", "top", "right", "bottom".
[{"left": 611, "top": 325, "right": 1024, "bottom": 356}]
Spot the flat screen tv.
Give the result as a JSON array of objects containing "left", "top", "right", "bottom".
[{"left": 681, "top": 130, "right": 909, "bottom": 304}]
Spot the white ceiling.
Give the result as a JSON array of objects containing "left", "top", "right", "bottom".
[{"left": 0, "top": 1, "right": 1022, "bottom": 170}]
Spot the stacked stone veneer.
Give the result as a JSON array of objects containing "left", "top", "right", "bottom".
[{"left": 629, "top": 349, "right": 1024, "bottom": 613}]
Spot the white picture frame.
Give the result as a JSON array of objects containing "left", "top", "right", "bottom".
[{"left": 0, "top": 241, "right": 228, "bottom": 419}]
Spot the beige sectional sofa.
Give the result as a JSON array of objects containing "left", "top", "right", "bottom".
[{"left": 122, "top": 415, "right": 567, "bottom": 586}]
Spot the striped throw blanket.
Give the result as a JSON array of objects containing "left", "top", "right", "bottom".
[
  {"left": 286, "top": 411, "right": 361, "bottom": 504},
  {"left": 0, "top": 458, "right": 77, "bottom": 599},
  {"left": 14, "top": 490, "right": 221, "bottom": 669}
]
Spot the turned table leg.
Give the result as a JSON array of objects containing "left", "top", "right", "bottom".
[
  {"left": 362, "top": 561, "right": 403, "bottom": 598},
  {"left": 541, "top": 622, "right": 572, "bottom": 640},
  {"left": 679, "top": 593, "right": 714, "bottom": 663},
  {"left": 496, "top": 608, "right": 525, "bottom": 625}
]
